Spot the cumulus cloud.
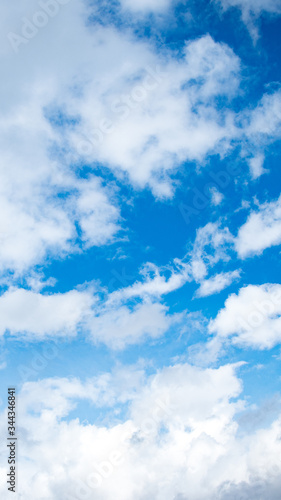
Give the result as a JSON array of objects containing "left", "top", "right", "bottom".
[
  {"left": 1, "top": 4, "right": 281, "bottom": 500},
  {"left": 0, "top": 363, "right": 280, "bottom": 499},
  {"left": 240, "top": 90, "right": 281, "bottom": 163},
  {"left": 0, "top": 0, "right": 128, "bottom": 276},
  {"left": 209, "top": 283, "right": 281, "bottom": 349},
  {"left": 67, "top": 34, "right": 241, "bottom": 197},
  {"left": 0, "top": 288, "right": 94, "bottom": 339},
  {"left": 0, "top": 86, "right": 121, "bottom": 274},
  {"left": 0, "top": 266, "right": 187, "bottom": 346},
  {"left": 0, "top": 0, "right": 279, "bottom": 279},
  {"left": 88, "top": 300, "right": 178, "bottom": 349},
  {"left": 247, "top": 90, "right": 281, "bottom": 138},
  {"left": 76, "top": 177, "right": 120, "bottom": 247},
  {"left": 235, "top": 194, "right": 281, "bottom": 258}
]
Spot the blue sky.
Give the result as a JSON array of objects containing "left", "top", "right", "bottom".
[{"left": 1, "top": 0, "right": 281, "bottom": 499}]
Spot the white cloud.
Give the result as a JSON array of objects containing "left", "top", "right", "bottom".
[
  {"left": 209, "top": 284, "right": 281, "bottom": 349},
  {"left": 235, "top": 194, "right": 281, "bottom": 258},
  {"left": 1, "top": 363, "right": 281, "bottom": 499},
  {"left": 18, "top": 364, "right": 146, "bottom": 415},
  {"left": 240, "top": 90, "right": 281, "bottom": 163},
  {"left": 190, "top": 223, "right": 234, "bottom": 281},
  {"left": 0, "top": 0, "right": 280, "bottom": 280},
  {"left": 0, "top": 288, "right": 94, "bottom": 339},
  {"left": 0, "top": 90, "right": 121, "bottom": 274},
  {"left": 67, "top": 34, "right": 241, "bottom": 197},
  {"left": 0, "top": 1, "right": 129, "bottom": 276},
  {"left": 108, "top": 260, "right": 192, "bottom": 303},
  {"left": 76, "top": 177, "right": 120, "bottom": 247},
  {"left": 196, "top": 270, "right": 241, "bottom": 298},
  {"left": 0, "top": 275, "right": 187, "bottom": 347},
  {"left": 88, "top": 301, "right": 177, "bottom": 349},
  {"left": 210, "top": 187, "right": 224, "bottom": 206},
  {"left": 248, "top": 153, "right": 266, "bottom": 179},
  {"left": 0, "top": 0, "right": 279, "bottom": 279},
  {"left": 247, "top": 90, "right": 281, "bottom": 137}
]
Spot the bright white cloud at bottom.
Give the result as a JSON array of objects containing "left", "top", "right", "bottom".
[{"left": 1, "top": 363, "right": 280, "bottom": 500}]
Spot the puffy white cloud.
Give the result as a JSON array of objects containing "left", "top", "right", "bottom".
[
  {"left": 0, "top": 268, "right": 187, "bottom": 346},
  {"left": 248, "top": 153, "right": 266, "bottom": 179},
  {"left": 1, "top": 363, "right": 281, "bottom": 499},
  {"left": 209, "top": 283, "right": 281, "bottom": 349},
  {"left": 76, "top": 177, "right": 120, "bottom": 247},
  {"left": 0, "top": 288, "right": 94, "bottom": 339},
  {"left": 67, "top": 34, "right": 241, "bottom": 197},
  {"left": 19, "top": 364, "right": 146, "bottom": 414},
  {"left": 247, "top": 90, "right": 281, "bottom": 137},
  {"left": 0, "top": 0, "right": 240, "bottom": 278},
  {"left": 196, "top": 270, "right": 241, "bottom": 298},
  {"left": 0, "top": 1, "right": 132, "bottom": 276},
  {"left": 210, "top": 187, "right": 224, "bottom": 206},
  {"left": 0, "top": 0, "right": 280, "bottom": 279},
  {"left": 88, "top": 300, "right": 178, "bottom": 349},
  {"left": 0, "top": 0, "right": 279, "bottom": 279},
  {"left": 235, "top": 195, "right": 281, "bottom": 258},
  {"left": 239, "top": 90, "right": 281, "bottom": 166},
  {"left": 0, "top": 78, "right": 121, "bottom": 274}
]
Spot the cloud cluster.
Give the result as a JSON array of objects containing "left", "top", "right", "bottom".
[
  {"left": 236, "top": 194, "right": 281, "bottom": 258},
  {"left": 210, "top": 283, "right": 281, "bottom": 349},
  {"left": 66, "top": 33, "right": 241, "bottom": 197},
  {"left": 0, "top": 363, "right": 280, "bottom": 499},
  {"left": 1, "top": 3, "right": 281, "bottom": 500},
  {"left": 0, "top": 277, "right": 184, "bottom": 347},
  {"left": 0, "top": 288, "right": 94, "bottom": 339},
  {"left": 88, "top": 301, "right": 177, "bottom": 349},
  {"left": 0, "top": 0, "right": 280, "bottom": 278},
  {"left": 0, "top": 221, "right": 241, "bottom": 346}
]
